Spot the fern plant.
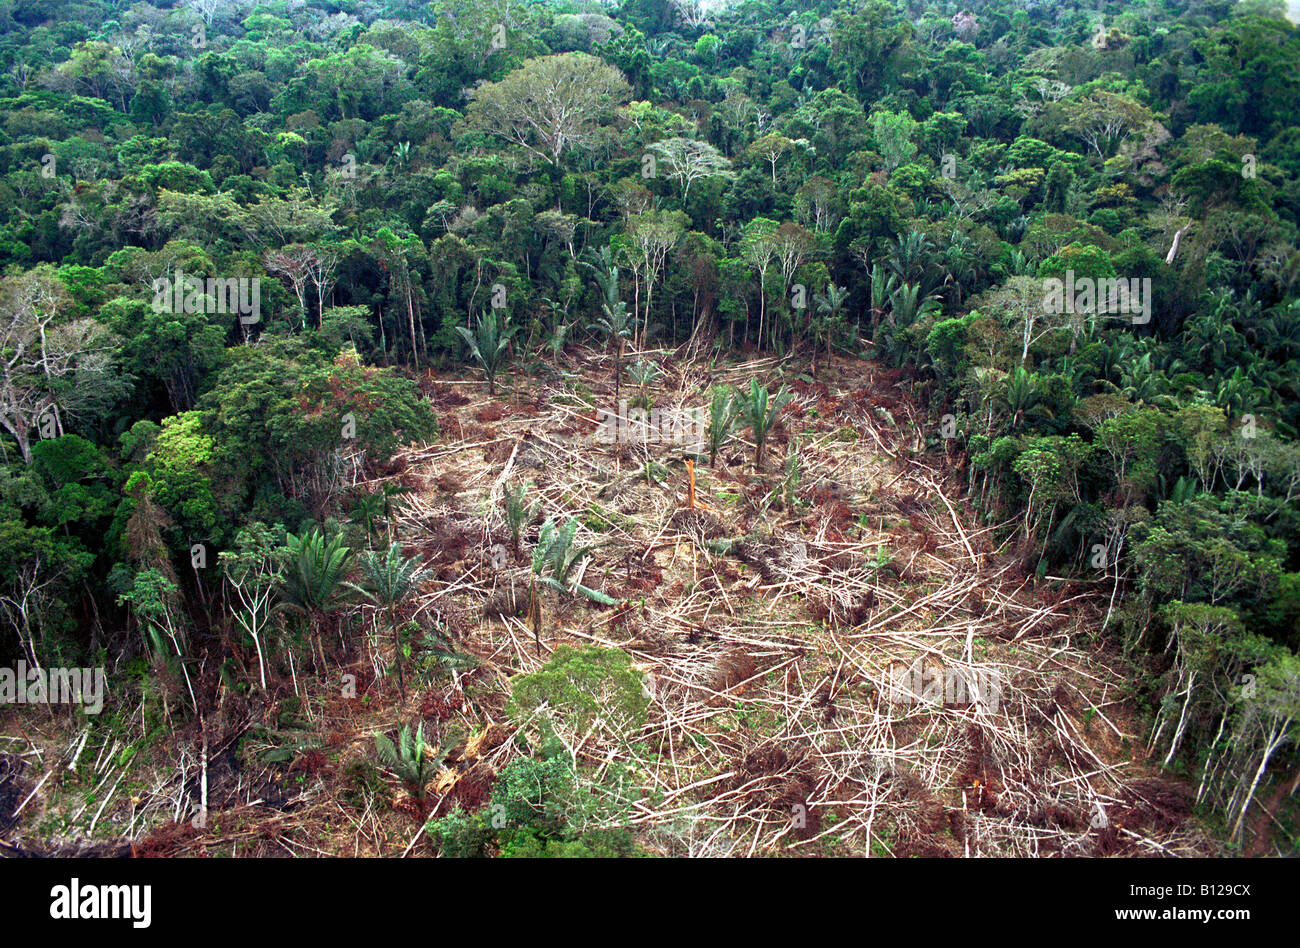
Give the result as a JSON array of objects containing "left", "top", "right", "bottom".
[
  {"left": 532, "top": 517, "right": 618, "bottom": 605},
  {"left": 375, "top": 723, "right": 440, "bottom": 799}
]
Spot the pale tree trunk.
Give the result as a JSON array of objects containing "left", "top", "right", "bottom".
[{"left": 1230, "top": 716, "right": 1293, "bottom": 840}]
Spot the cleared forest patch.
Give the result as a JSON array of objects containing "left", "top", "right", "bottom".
[{"left": 1, "top": 350, "right": 1215, "bottom": 857}]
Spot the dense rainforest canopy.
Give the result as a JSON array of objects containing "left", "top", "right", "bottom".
[{"left": 1, "top": 0, "right": 1299, "bottom": 855}]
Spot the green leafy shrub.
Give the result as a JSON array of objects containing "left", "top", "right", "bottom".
[
  {"left": 427, "top": 807, "right": 495, "bottom": 858},
  {"left": 507, "top": 644, "right": 649, "bottom": 739}
]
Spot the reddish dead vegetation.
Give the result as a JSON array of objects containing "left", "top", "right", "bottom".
[
  {"left": 504, "top": 401, "right": 542, "bottom": 418},
  {"left": 436, "top": 725, "right": 509, "bottom": 812},
  {"left": 805, "top": 586, "right": 873, "bottom": 627},
  {"left": 790, "top": 378, "right": 830, "bottom": 400},
  {"left": 1119, "top": 778, "right": 1193, "bottom": 835},
  {"left": 291, "top": 750, "right": 332, "bottom": 777},
  {"left": 406, "top": 514, "right": 477, "bottom": 581},
  {"left": 707, "top": 649, "right": 758, "bottom": 704},
  {"left": 393, "top": 795, "right": 432, "bottom": 821},
  {"left": 890, "top": 771, "right": 955, "bottom": 857},
  {"left": 335, "top": 663, "right": 379, "bottom": 707},
  {"left": 557, "top": 411, "right": 599, "bottom": 436},
  {"left": 613, "top": 550, "right": 664, "bottom": 597},
  {"left": 809, "top": 487, "right": 855, "bottom": 538},
  {"left": 730, "top": 741, "right": 822, "bottom": 841},
  {"left": 483, "top": 440, "right": 513, "bottom": 464},
  {"left": 422, "top": 381, "right": 470, "bottom": 408},
  {"left": 956, "top": 725, "right": 1003, "bottom": 814},
  {"left": 420, "top": 685, "right": 464, "bottom": 721},
  {"left": 445, "top": 761, "right": 496, "bottom": 811},
  {"left": 374, "top": 453, "right": 410, "bottom": 480},
  {"left": 1037, "top": 680, "right": 1079, "bottom": 720},
  {"left": 475, "top": 403, "right": 505, "bottom": 423},
  {"left": 132, "top": 821, "right": 199, "bottom": 858}
]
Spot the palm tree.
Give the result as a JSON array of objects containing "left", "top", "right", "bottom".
[
  {"left": 588, "top": 293, "right": 635, "bottom": 404},
  {"left": 812, "top": 283, "right": 850, "bottom": 371},
  {"left": 1000, "top": 366, "right": 1055, "bottom": 431},
  {"left": 375, "top": 723, "right": 440, "bottom": 800},
  {"left": 1254, "top": 299, "right": 1300, "bottom": 361},
  {"left": 626, "top": 358, "right": 661, "bottom": 408},
  {"left": 539, "top": 296, "right": 571, "bottom": 365},
  {"left": 1108, "top": 349, "right": 1177, "bottom": 407},
  {"left": 706, "top": 385, "right": 739, "bottom": 467},
  {"left": 579, "top": 246, "right": 620, "bottom": 303},
  {"left": 738, "top": 377, "right": 793, "bottom": 470},
  {"left": 350, "top": 490, "right": 386, "bottom": 549},
  {"left": 359, "top": 542, "right": 431, "bottom": 699},
  {"left": 886, "top": 230, "right": 936, "bottom": 289},
  {"left": 877, "top": 283, "right": 941, "bottom": 368},
  {"left": 532, "top": 517, "right": 618, "bottom": 605},
  {"left": 1214, "top": 365, "right": 1270, "bottom": 416},
  {"left": 503, "top": 480, "right": 537, "bottom": 554},
  {"left": 942, "top": 230, "right": 978, "bottom": 308},
  {"left": 389, "top": 140, "right": 412, "bottom": 172},
  {"left": 888, "top": 282, "right": 942, "bottom": 328},
  {"left": 456, "top": 307, "right": 514, "bottom": 396},
  {"left": 867, "top": 263, "right": 898, "bottom": 336},
  {"left": 279, "top": 526, "right": 356, "bottom": 667}
]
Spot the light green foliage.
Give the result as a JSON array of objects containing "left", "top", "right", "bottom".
[
  {"left": 279, "top": 526, "right": 355, "bottom": 627},
  {"left": 707, "top": 385, "right": 739, "bottom": 467},
  {"left": 503, "top": 480, "right": 537, "bottom": 553},
  {"left": 507, "top": 643, "right": 649, "bottom": 740},
  {"left": 870, "top": 109, "right": 919, "bottom": 172},
  {"left": 358, "top": 542, "right": 431, "bottom": 696}
]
